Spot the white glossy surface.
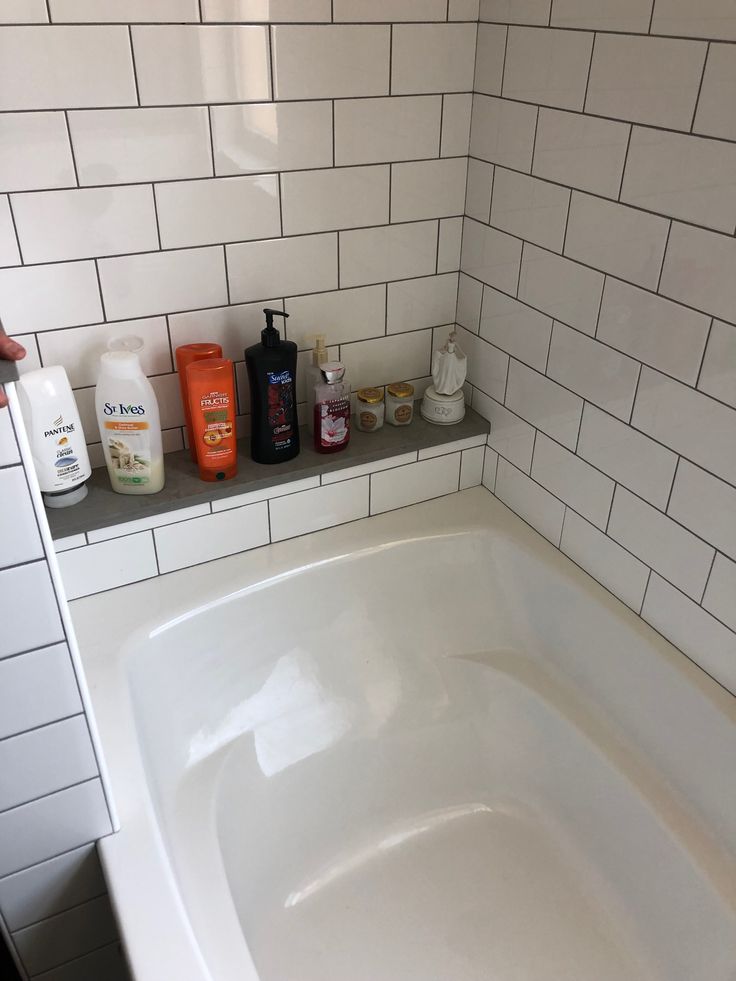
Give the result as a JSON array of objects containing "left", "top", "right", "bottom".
[
  {"left": 502, "top": 25, "right": 593, "bottom": 110},
  {"left": 272, "top": 25, "right": 390, "bottom": 100},
  {"left": 71, "top": 491, "right": 736, "bottom": 981},
  {"left": 339, "top": 221, "right": 438, "bottom": 288},
  {"left": 518, "top": 243, "right": 603, "bottom": 334},
  {"left": 0, "top": 112, "right": 76, "bottom": 193},
  {"left": 460, "top": 217, "right": 522, "bottom": 294},
  {"left": 490, "top": 168, "right": 570, "bottom": 253},
  {"left": 532, "top": 108, "right": 629, "bottom": 199},
  {"left": 480, "top": 286, "right": 553, "bottom": 372},
  {"left": 469, "top": 94, "right": 537, "bottom": 171},
  {"left": 391, "top": 23, "right": 476, "bottom": 95},
  {"left": 334, "top": 96, "right": 441, "bottom": 166}
]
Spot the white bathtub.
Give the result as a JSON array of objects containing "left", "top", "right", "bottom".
[{"left": 71, "top": 488, "right": 736, "bottom": 981}]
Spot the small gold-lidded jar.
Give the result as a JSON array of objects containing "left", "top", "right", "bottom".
[
  {"left": 355, "top": 387, "right": 384, "bottom": 432},
  {"left": 386, "top": 382, "right": 415, "bottom": 426}
]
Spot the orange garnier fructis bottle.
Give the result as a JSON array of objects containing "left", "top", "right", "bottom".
[{"left": 185, "top": 358, "right": 238, "bottom": 482}]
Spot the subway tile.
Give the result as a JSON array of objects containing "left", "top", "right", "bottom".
[
  {"left": 14, "top": 894, "right": 117, "bottom": 977},
  {"left": 31, "top": 942, "right": 130, "bottom": 981},
  {"left": 449, "top": 0, "right": 480, "bottom": 18},
  {"left": 470, "top": 95, "right": 538, "bottom": 171},
  {"left": 335, "top": 96, "right": 440, "bottom": 167},
  {"left": 0, "top": 644, "right": 81, "bottom": 743},
  {"left": 668, "top": 461, "right": 736, "bottom": 561},
  {"left": 392, "top": 24, "right": 476, "bottom": 95},
  {"left": 154, "top": 502, "right": 269, "bottom": 573},
  {"left": 284, "top": 286, "right": 385, "bottom": 349},
  {"left": 322, "top": 454, "right": 418, "bottom": 486},
  {"left": 0, "top": 262, "right": 102, "bottom": 333},
  {"left": 491, "top": 168, "right": 570, "bottom": 253},
  {"left": 561, "top": 510, "right": 650, "bottom": 612},
  {"left": 340, "top": 221, "right": 438, "bottom": 288},
  {"left": 532, "top": 108, "right": 630, "bottom": 199},
  {"left": 228, "top": 234, "right": 337, "bottom": 304},
  {"left": 0, "top": 0, "right": 48, "bottom": 22},
  {"left": 633, "top": 367, "right": 736, "bottom": 486},
  {"left": 518, "top": 244, "right": 604, "bottom": 335},
  {"left": 418, "top": 435, "right": 487, "bottom": 461},
  {"left": 659, "top": 223, "right": 736, "bottom": 324},
  {"left": 281, "top": 166, "right": 389, "bottom": 236},
  {"left": 482, "top": 445, "right": 498, "bottom": 489},
  {"left": 98, "top": 246, "right": 227, "bottom": 320},
  {"left": 87, "top": 504, "right": 211, "bottom": 544},
  {"left": 213, "top": 476, "right": 320, "bottom": 510},
  {"left": 51, "top": 0, "right": 199, "bottom": 19},
  {"left": 156, "top": 175, "right": 280, "bottom": 249},
  {"left": 585, "top": 34, "right": 707, "bottom": 130},
  {"left": 440, "top": 94, "right": 473, "bottom": 157},
  {"left": 391, "top": 158, "right": 467, "bottom": 223},
  {"left": 494, "top": 457, "right": 566, "bottom": 545},
  {"left": 0, "top": 197, "right": 20, "bottom": 267},
  {"left": 0, "top": 112, "right": 75, "bottom": 194},
  {"left": 608, "top": 487, "right": 715, "bottom": 600},
  {"left": 503, "top": 26, "right": 594, "bottom": 111},
  {"left": 212, "top": 101, "right": 332, "bottom": 176},
  {"left": 170, "top": 299, "right": 281, "bottom": 359},
  {"left": 69, "top": 107, "right": 212, "bottom": 185},
  {"left": 387, "top": 274, "right": 458, "bottom": 334},
  {"left": 12, "top": 185, "right": 158, "bottom": 264},
  {"left": 577, "top": 404, "right": 677, "bottom": 510},
  {"left": 38, "top": 317, "right": 171, "bottom": 389},
  {"left": 532, "top": 432, "right": 614, "bottom": 529},
  {"left": 12, "top": 334, "right": 42, "bottom": 374},
  {"left": 480, "top": 0, "right": 551, "bottom": 24},
  {"left": 547, "top": 321, "right": 640, "bottom": 421},
  {"left": 370, "top": 454, "right": 460, "bottom": 514},
  {"left": 479, "top": 286, "right": 553, "bottom": 372},
  {"left": 203, "top": 0, "right": 331, "bottom": 19},
  {"left": 0, "top": 843, "right": 104, "bottom": 932},
  {"left": 484, "top": 397, "right": 536, "bottom": 472},
  {"left": 505, "top": 359, "right": 583, "bottom": 448},
  {"left": 642, "top": 574, "right": 736, "bottom": 694},
  {"left": 0, "top": 26, "right": 135, "bottom": 111},
  {"left": 460, "top": 218, "right": 522, "bottom": 295},
  {"left": 272, "top": 25, "right": 390, "bottom": 100},
  {"left": 132, "top": 25, "right": 270, "bottom": 105},
  {"left": 703, "top": 554, "right": 736, "bottom": 632},
  {"left": 270, "top": 477, "right": 369, "bottom": 540},
  {"left": 551, "top": 0, "right": 653, "bottom": 31},
  {"left": 651, "top": 0, "right": 736, "bottom": 42},
  {"left": 57, "top": 531, "right": 158, "bottom": 599},
  {"left": 453, "top": 326, "right": 509, "bottom": 401},
  {"left": 597, "top": 278, "right": 710, "bottom": 386},
  {"left": 620, "top": 128, "right": 736, "bottom": 234},
  {"left": 564, "top": 192, "right": 669, "bottom": 290},
  {"left": 339, "top": 331, "right": 432, "bottom": 389},
  {"left": 698, "top": 320, "right": 736, "bottom": 410},
  {"left": 456, "top": 274, "right": 483, "bottom": 333},
  {"left": 693, "top": 44, "right": 736, "bottom": 142},
  {"left": 334, "top": 0, "right": 446, "bottom": 18},
  {"left": 475, "top": 24, "right": 507, "bottom": 97},
  {"left": 0, "top": 716, "right": 97, "bottom": 813},
  {"left": 0, "top": 467, "right": 42, "bottom": 569},
  {"left": 437, "top": 216, "right": 463, "bottom": 273},
  {"left": 0, "top": 562, "right": 62, "bottom": 659},
  {"left": 54, "top": 535, "right": 86, "bottom": 553},
  {"left": 0, "top": 779, "right": 111, "bottom": 879},
  {"left": 465, "top": 159, "right": 493, "bottom": 223}
]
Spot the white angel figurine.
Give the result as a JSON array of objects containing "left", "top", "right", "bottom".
[{"left": 421, "top": 331, "right": 468, "bottom": 425}]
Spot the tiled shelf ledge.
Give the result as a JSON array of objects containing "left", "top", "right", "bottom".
[{"left": 48, "top": 404, "right": 489, "bottom": 542}]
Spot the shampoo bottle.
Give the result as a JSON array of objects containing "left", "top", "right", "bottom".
[
  {"left": 245, "top": 308, "right": 300, "bottom": 464},
  {"left": 305, "top": 334, "right": 328, "bottom": 436},
  {"left": 314, "top": 362, "right": 351, "bottom": 454},
  {"left": 17, "top": 366, "right": 91, "bottom": 508},
  {"left": 95, "top": 350, "right": 165, "bottom": 494},
  {"left": 186, "top": 357, "right": 237, "bottom": 482},
  {"left": 175, "top": 342, "right": 223, "bottom": 461}
]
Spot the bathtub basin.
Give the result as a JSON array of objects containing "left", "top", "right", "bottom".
[{"left": 72, "top": 488, "right": 736, "bottom": 981}]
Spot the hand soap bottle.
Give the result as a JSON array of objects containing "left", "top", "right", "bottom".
[
  {"left": 245, "top": 308, "right": 300, "bottom": 464},
  {"left": 314, "top": 361, "right": 351, "bottom": 454},
  {"left": 305, "top": 334, "right": 328, "bottom": 436}
]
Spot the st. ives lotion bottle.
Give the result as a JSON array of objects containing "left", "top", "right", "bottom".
[{"left": 95, "top": 348, "right": 165, "bottom": 494}]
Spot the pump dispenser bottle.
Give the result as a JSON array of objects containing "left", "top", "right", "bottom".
[
  {"left": 305, "top": 334, "right": 328, "bottom": 435},
  {"left": 245, "top": 308, "right": 300, "bottom": 464}
]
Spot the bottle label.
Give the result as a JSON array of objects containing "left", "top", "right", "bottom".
[
  {"left": 43, "top": 417, "right": 85, "bottom": 489},
  {"left": 266, "top": 369, "right": 296, "bottom": 450},
  {"left": 316, "top": 397, "right": 351, "bottom": 450},
  {"left": 199, "top": 389, "right": 235, "bottom": 466},
  {"left": 103, "top": 418, "right": 152, "bottom": 486}
]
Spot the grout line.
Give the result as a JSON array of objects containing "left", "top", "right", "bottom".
[
  {"left": 592, "top": 274, "right": 606, "bottom": 338},
  {"left": 0, "top": 776, "right": 99, "bottom": 820},
  {"left": 581, "top": 31, "right": 597, "bottom": 114},
  {"left": 616, "top": 124, "right": 633, "bottom": 201},
  {"left": 663, "top": 455, "right": 680, "bottom": 513},
  {"left": 5, "top": 196, "right": 24, "bottom": 266},
  {"left": 438, "top": 94, "right": 445, "bottom": 155},
  {"left": 127, "top": 26, "right": 141, "bottom": 107},
  {"left": 28, "top": 938, "right": 124, "bottom": 979},
  {"left": 529, "top": 105, "right": 540, "bottom": 175},
  {"left": 62, "top": 112, "right": 80, "bottom": 187},
  {"left": 331, "top": 99, "right": 336, "bottom": 166},
  {"left": 639, "top": 568, "right": 653, "bottom": 615},
  {"left": 560, "top": 184, "right": 572, "bottom": 254},
  {"left": 694, "top": 318, "right": 714, "bottom": 389},
  {"left": 150, "top": 183, "right": 162, "bottom": 250},
  {"left": 13, "top": 887, "right": 109, "bottom": 934},
  {"left": 655, "top": 219, "right": 672, "bottom": 292},
  {"left": 206, "top": 105, "right": 216, "bottom": 176},
  {"left": 647, "top": 0, "right": 656, "bottom": 33},
  {"left": 0, "top": 711, "right": 84, "bottom": 747},
  {"left": 388, "top": 24, "right": 393, "bottom": 96},
  {"left": 267, "top": 25, "right": 276, "bottom": 101},
  {"left": 434, "top": 218, "right": 441, "bottom": 273},
  {"left": 690, "top": 41, "right": 710, "bottom": 133},
  {"left": 700, "top": 549, "right": 718, "bottom": 604},
  {"left": 92, "top": 259, "right": 107, "bottom": 323},
  {"left": 222, "top": 244, "right": 231, "bottom": 304}
]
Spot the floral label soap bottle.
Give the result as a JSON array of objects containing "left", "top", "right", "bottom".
[{"left": 314, "top": 362, "right": 350, "bottom": 454}]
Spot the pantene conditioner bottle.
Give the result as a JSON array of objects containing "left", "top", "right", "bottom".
[{"left": 95, "top": 351, "right": 165, "bottom": 495}]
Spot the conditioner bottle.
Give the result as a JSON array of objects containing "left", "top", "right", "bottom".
[
  {"left": 186, "top": 357, "right": 237, "bottom": 482},
  {"left": 245, "top": 308, "right": 300, "bottom": 464}
]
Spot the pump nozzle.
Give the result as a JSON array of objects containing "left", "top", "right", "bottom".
[
  {"left": 262, "top": 308, "right": 289, "bottom": 348},
  {"left": 312, "top": 333, "right": 328, "bottom": 367}
]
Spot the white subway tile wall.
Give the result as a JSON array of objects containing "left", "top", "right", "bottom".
[{"left": 468, "top": 5, "right": 736, "bottom": 692}]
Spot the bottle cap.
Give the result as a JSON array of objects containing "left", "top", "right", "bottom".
[
  {"left": 320, "top": 361, "right": 345, "bottom": 384},
  {"left": 356, "top": 387, "right": 383, "bottom": 404},
  {"left": 186, "top": 357, "right": 233, "bottom": 376},
  {"left": 107, "top": 335, "right": 144, "bottom": 355},
  {"left": 100, "top": 350, "right": 145, "bottom": 380},
  {"left": 387, "top": 382, "right": 414, "bottom": 399}
]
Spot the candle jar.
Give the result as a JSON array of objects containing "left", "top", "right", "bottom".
[
  {"left": 355, "top": 388, "right": 384, "bottom": 432},
  {"left": 385, "top": 382, "right": 415, "bottom": 426}
]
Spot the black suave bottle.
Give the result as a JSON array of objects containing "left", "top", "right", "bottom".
[{"left": 245, "top": 308, "right": 300, "bottom": 464}]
